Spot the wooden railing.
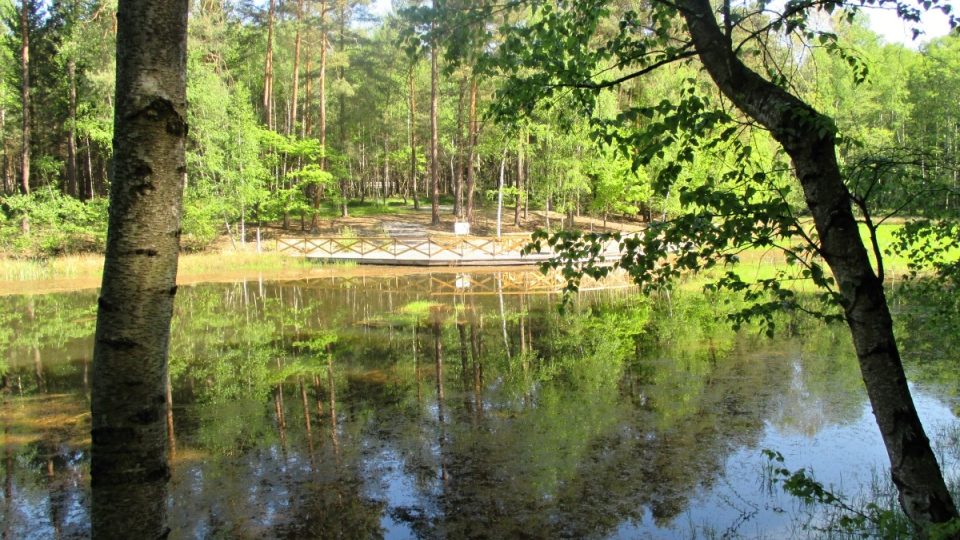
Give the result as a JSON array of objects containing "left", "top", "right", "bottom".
[
  {"left": 286, "top": 269, "right": 636, "bottom": 296},
  {"left": 278, "top": 233, "right": 623, "bottom": 266}
]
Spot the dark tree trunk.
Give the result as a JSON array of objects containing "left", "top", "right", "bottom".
[
  {"left": 338, "top": 2, "right": 348, "bottom": 218},
  {"left": 679, "top": 0, "right": 959, "bottom": 528},
  {"left": 453, "top": 77, "right": 465, "bottom": 218},
  {"left": 1, "top": 99, "right": 11, "bottom": 195},
  {"left": 91, "top": 1, "right": 189, "bottom": 538},
  {"left": 291, "top": 0, "right": 303, "bottom": 135},
  {"left": 311, "top": 0, "right": 328, "bottom": 231},
  {"left": 430, "top": 28, "right": 440, "bottom": 226},
  {"left": 66, "top": 58, "right": 79, "bottom": 199},
  {"left": 515, "top": 135, "right": 523, "bottom": 227},
  {"left": 19, "top": 1, "right": 30, "bottom": 198},
  {"left": 263, "top": 0, "right": 275, "bottom": 130},
  {"left": 409, "top": 67, "right": 419, "bottom": 210},
  {"left": 465, "top": 78, "right": 477, "bottom": 222}
]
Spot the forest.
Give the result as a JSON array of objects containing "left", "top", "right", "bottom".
[
  {"left": 2, "top": 0, "right": 960, "bottom": 538},
  {"left": 0, "top": 0, "right": 956, "bottom": 257}
]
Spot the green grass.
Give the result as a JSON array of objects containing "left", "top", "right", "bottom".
[
  {"left": 312, "top": 197, "right": 428, "bottom": 218},
  {"left": 0, "top": 250, "right": 319, "bottom": 283}
]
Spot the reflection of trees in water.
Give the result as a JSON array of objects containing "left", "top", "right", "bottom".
[
  {"left": 3, "top": 277, "right": 948, "bottom": 537},
  {"left": 391, "top": 323, "right": 796, "bottom": 538},
  {"left": 892, "top": 282, "right": 960, "bottom": 413}
]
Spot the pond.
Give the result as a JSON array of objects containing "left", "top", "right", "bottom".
[{"left": 0, "top": 270, "right": 957, "bottom": 539}]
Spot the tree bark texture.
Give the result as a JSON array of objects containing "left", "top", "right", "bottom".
[
  {"left": 338, "top": 1, "right": 348, "bottom": 218},
  {"left": 409, "top": 67, "right": 419, "bottom": 210},
  {"left": 311, "top": 0, "right": 328, "bottom": 230},
  {"left": 91, "top": 1, "right": 189, "bottom": 538},
  {"left": 291, "top": 0, "right": 303, "bottom": 136},
  {"left": 465, "top": 78, "right": 477, "bottom": 222},
  {"left": 678, "top": 0, "right": 959, "bottom": 528},
  {"left": 453, "top": 77, "right": 465, "bottom": 218},
  {"left": 19, "top": 1, "right": 30, "bottom": 196},
  {"left": 66, "top": 58, "right": 79, "bottom": 199},
  {"left": 430, "top": 30, "right": 440, "bottom": 226},
  {"left": 262, "top": 0, "right": 275, "bottom": 130}
]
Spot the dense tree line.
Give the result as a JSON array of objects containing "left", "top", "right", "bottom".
[{"left": 0, "top": 0, "right": 955, "bottom": 256}]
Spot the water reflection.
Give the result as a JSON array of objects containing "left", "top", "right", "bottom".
[{"left": 0, "top": 271, "right": 956, "bottom": 538}]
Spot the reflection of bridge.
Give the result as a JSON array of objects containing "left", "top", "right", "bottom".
[
  {"left": 296, "top": 269, "right": 637, "bottom": 296},
  {"left": 277, "top": 234, "right": 624, "bottom": 266}
]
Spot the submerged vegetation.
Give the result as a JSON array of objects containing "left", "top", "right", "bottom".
[{"left": 0, "top": 275, "right": 957, "bottom": 537}]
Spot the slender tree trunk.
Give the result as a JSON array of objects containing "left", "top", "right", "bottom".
[
  {"left": 384, "top": 134, "right": 390, "bottom": 202},
  {"left": 454, "top": 77, "right": 465, "bottom": 218},
  {"left": 515, "top": 134, "right": 523, "bottom": 227},
  {"left": 430, "top": 29, "right": 440, "bottom": 226},
  {"left": 262, "top": 0, "right": 275, "bottom": 130},
  {"left": 679, "top": 0, "right": 959, "bottom": 528},
  {"left": 409, "top": 67, "right": 419, "bottom": 210},
  {"left": 311, "top": 0, "right": 328, "bottom": 231},
  {"left": 85, "top": 135, "right": 94, "bottom": 199},
  {"left": 91, "top": 1, "right": 188, "bottom": 538},
  {"left": 0, "top": 94, "right": 11, "bottom": 195},
  {"left": 19, "top": 1, "right": 30, "bottom": 198},
  {"left": 291, "top": 0, "right": 303, "bottom": 135},
  {"left": 465, "top": 78, "right": 478, "bottom": 222},
  {"left": 66, "top": 59, "right": 79, "bottom": 199},
  {"left": 303, "top": 54, "right": 312, "bottom": 138},
  {"left": 496, "top": 150, "right": 505, "bottom": 239},
  {"left": 338, "top": 1, "right": 348, "bottom": 218}
]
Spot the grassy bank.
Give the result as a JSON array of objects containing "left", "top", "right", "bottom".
[{"left": 0, "top": 250, "right": 319, "bottom": 283}]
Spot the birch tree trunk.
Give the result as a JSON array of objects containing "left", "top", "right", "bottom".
[
  {"left": 91, "top": 1, "right": 189, "bottom": 537},
  {"left": 679, "top": 0, "right": 959, "bottom": 528}
]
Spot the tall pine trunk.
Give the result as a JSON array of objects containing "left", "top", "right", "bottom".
[
  {"left": 311, "top": 0, "right": 328, "bottom": 231},
  {"left": 409, "top": 67, "right": 419, "bottom": 210},
  {"left": 19, "top": 1, "right": 30, "bottom": 197},
  {"left": 66, "top": 58, "right": 79, "bottom": 199},
  {"left": 465, "top": 78, "right": 477, "bottom": 222},
  {"left": 262, "top": 0, "right": 275, "bottom": 130},
  {"left": 453, "top": 77, "right": 465, "bottom": 219},
  {"left": 430, "top": 28, "right": 440, "bottom": 226},
  {"left": 680, "top": 0, "right": 959, "bottom": 529},
  {"left": 337, "top": 1, "right": 348, "bottom": 218},
  {"left": 91, "top": 1, "right": 189, "bottom": 538},
  {"left": 291, "top": 0, "right": 303, "bottom": 135}
]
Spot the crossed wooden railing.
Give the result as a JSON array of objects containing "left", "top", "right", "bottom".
[
  {"left": 276, "top": 234, "right": 624, "bottom": 266},
  {"left": 277, "top": 269, "right": 636, "bottom": 295}
]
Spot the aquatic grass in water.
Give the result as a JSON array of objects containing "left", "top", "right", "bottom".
[{"left": 0, "top": 274, "right": 957, "bottom": 538}]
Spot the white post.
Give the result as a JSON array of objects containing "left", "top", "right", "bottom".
[{"left": 496, "top": 149, "right": 506, "bottom": 240}]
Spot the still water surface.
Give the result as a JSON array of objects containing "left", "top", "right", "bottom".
[{"left": 1, "top": 270, "right": 957, "bottom": 539}]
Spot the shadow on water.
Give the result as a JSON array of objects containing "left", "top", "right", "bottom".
[{"left": 0, "top": 270, "right": 957, "bottom": 538}]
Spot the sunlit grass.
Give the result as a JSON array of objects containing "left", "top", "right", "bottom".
[
  {"left": 313, "top": 197, "right": 424, "bottom": 218},
  {"left": 0, "top": 253, "right": 105, "bottom": 281},
  {"left": 0, "top": 250, "right": 321, "bottom": 283},
  {"left": 178, "top": 250, "right": 317, "bottom": 274}
]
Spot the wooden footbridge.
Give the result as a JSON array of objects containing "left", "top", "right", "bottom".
[{"left": 277, "top": 233, "right": 625, "bottom": 267}]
